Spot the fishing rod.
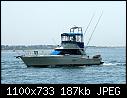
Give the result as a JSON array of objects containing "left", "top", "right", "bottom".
[{"left": 84, "top": 11, "right": 103, "bottom": 51}]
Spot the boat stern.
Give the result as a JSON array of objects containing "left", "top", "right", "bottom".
[{"left": 92, "top": 54, "right": 104, "bottom": 65}]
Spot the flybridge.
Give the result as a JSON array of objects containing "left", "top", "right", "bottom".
[{"left": 61, "top": 27, "right": 84, "bottom": 49}]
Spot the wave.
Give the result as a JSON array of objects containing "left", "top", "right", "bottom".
[
  {"left": 109, "top": 60, "right": 117, "bottom": 63},
  {"left": 1, "top": 66, "right": 27, "bottom": 70}
]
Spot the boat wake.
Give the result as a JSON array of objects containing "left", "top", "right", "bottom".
[
  {"left": 102, "top": 62, "right": 125, "bottom": 66},
  {"left": 103, "top": 63, "right": 116, "bottom": 66}
]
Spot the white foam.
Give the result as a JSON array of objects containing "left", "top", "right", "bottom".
[{"left": 103, "top": 63, "right": 116, "bottom": 66}]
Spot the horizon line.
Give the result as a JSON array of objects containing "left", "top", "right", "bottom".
[{"left": 1, "top": 44, "right": 126, "bottom": 47}]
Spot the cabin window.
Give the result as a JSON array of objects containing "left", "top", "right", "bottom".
[
  {"left": 61, "top": 34, "right": 83, "bottom": 42},
  {"left": 76, "top": 35, "right": 81, "bottom": 42}
]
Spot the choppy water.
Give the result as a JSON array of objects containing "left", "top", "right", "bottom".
[{"left": 1, "top": 47, "right": 126, "bottom": 84}]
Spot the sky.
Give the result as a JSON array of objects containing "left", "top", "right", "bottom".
[{"left": 1, "top": 1, "right": 126, "bottom": 46}]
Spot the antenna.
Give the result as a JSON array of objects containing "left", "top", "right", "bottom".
[{"left": 84, "top": 11, "right": 103, "bottom": 51}]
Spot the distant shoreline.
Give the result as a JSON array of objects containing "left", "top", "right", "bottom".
[{"left": 1, "top": 45, "right": 125, "bottom": 50}]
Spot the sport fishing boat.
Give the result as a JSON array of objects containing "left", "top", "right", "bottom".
[{"left": 16, "top": 27, "right": 104, "bottom": 67}]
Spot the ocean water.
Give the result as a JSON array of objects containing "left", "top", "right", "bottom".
[{"left": 1, "top": 47, "right": 126, "bottom": 84}]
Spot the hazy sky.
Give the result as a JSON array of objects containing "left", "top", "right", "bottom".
[{"left": 1, "top": 1, "right": 126, "bottom": 46}]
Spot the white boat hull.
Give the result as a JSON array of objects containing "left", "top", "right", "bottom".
[{"left": 19, "top": 55, "right": 103, "bottom": 67}]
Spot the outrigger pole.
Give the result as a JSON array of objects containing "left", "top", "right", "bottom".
[
  {"left": 84, "top": 11, "right": 103, "bottom": 52},
  {"left": 84, "top": 13, "right": 95, "bottom": 36}
]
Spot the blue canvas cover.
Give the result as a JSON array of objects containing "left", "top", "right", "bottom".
[{"left": 51, "top": 50, "right": 60, "bottom": 55}]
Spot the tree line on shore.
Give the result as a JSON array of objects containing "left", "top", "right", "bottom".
[{"left": 1, "top": 45, "right": 57, "bottom": 50}]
